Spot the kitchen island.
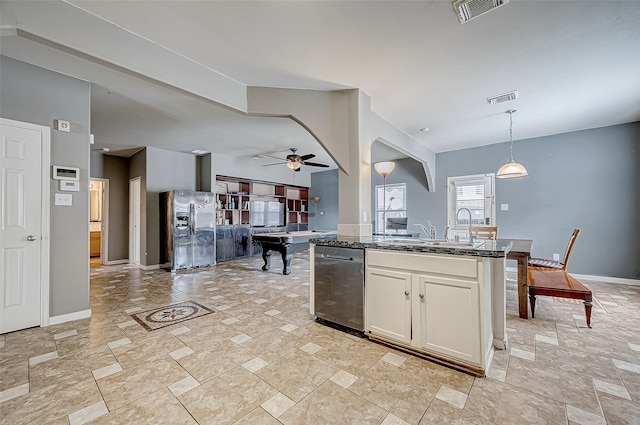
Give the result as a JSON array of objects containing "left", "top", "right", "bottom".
[{"left": 310, "top": 236, "right": 512, "bottom": 376}]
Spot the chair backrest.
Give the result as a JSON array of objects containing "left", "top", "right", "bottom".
[
  {"left": 562, "top": 228, "right": 581, "bottom": 269},
  {"left": 470, "top": 226, "right": 499, "bottom": 240}
]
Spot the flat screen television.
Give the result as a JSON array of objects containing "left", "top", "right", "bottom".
[{"left": 386, "top": 217, "right": 408, "bottom": 231}]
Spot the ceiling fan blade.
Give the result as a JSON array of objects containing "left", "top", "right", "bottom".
[
  {"left": 262, "top": 162, "right": 285, "bottom": 167},
  {"left": 299, "top": 153, "right": 315, "bottom": 161},
  {"left": 302, "top": 161, "right": 329, "bottom": 168},
  {"left": 262, "top": 154, "right": 287, "bottom": 161}
]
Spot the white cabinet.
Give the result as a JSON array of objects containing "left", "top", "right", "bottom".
[
  {"left": 365, "top": 249, "right": 492, "bottom": 373},
  {"left": 414, "top": 274, "right": 481, "bottom": 365},
  {"left": 365, "top": 267, "right": 412, "bottom": 344}
]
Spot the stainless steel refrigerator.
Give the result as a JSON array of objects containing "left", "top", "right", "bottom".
[{"left": 160, "top": 190, "right": 216, "bottom": 271}]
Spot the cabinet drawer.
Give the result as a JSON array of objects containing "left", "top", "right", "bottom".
[{"left": 367, "top": 249, "right": 478, "bottom": 278}]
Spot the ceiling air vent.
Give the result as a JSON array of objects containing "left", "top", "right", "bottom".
[
  {"left": 453, "top": 0, "right": 509, "bottom": 24},
  {"left": 487, "top": 90, "right": 519, "bottom": 105}
]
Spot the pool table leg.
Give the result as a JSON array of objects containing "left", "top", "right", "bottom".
[
  {"left": 281, "top": 249, "right": 292, "bottom": 275},
  {"left": 261, "top": 251, "right": 271, "bottom": 271}
]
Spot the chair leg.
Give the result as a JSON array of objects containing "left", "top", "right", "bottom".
[
  {"left": 584, "top": 294, "right": 593, "bottom": 328},
  {"left": 529, "top": 292, "right": 536, "bottom": 319}
]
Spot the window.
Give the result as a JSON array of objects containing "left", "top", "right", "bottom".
[
  {"left": 447, "top": 174, "right": 495, "bottom": 236},
  {"left": 375, "top": 182, "right": 407, "bottom": 234}
]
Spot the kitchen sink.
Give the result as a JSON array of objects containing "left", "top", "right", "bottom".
[{"left": 378, "top": 238, "right": 485, "bottom": 248}]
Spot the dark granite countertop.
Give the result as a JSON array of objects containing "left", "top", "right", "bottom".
[{"left": 310, "top": 235, "right": 513, "bottom": 258}]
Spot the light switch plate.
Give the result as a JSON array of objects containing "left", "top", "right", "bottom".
[
  {"left": 54, "top": 193, "right": 72, "bottom": 206},
  {"left": 500, "top": 203, "right": 509, "bottom": 211}
]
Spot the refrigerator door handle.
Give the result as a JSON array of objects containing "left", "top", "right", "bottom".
[{"left": 190, "top": 203, "right": 195, "bottom": 236}]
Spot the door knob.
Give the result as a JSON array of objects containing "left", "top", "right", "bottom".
[
  {"left": 419, "top": 294, "right": 424, "bottom": 299},
  {"left": 404, "top": 291, "right": 409, "bottom": 296},
  {"left": 27, "top": 235, "right": 37, "bottom": 241}
]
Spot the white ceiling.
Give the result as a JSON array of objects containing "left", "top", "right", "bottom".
[{"left": 1, "top": 1, "right": 639, "bottom": 169}]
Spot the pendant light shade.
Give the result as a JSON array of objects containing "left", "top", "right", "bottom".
[
  {"left": 496, "top": 110, "right": 528, "bottom": 179},
  {"left": 497, "top": 160, "right": 528, "bottom": 179}
]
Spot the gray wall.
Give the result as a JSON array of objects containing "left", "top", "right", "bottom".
[
  {"left": 310, "top": 169, "right": 339, "bottom": 231},
  {"left": 369, "top": 122, "right": 640, "bottom": 279},
  {"left": 90, "top": 152, "right": 130, "bottom": 261},
  {"left": 371, "top": 157, "right": 431, "bottom": 235},
  {"left": 92, "top": 146, "right": 199, "bottom": 268},
  {"left": 198, "top": 154, "right": 212, "bottom": 192},
  {"left": 129, "top": 149, "right": 147, "bottom": 265},
  {"left": 145, "top": 147, "right": 197, "bottom": 266},
  {"left": 1, "top": 56, "right": 91, "bottom": 316}
]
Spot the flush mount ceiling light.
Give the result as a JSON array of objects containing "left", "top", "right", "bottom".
[
  {"left": 496, "top": 110, "right": 528, "bottom": 179},
  {"left": 453, "top": 0, "right": 509, "bottom": 24},
  {"left": 190, "top": 149, "right": 208, "bottom": 155},
  {"left": 487, "top": 90, "right": 519, "bottom": 105}
]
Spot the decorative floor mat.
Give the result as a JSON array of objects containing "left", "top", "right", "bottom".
[{"left": 131, "top": 300, "right": 214, "bottom": 331}]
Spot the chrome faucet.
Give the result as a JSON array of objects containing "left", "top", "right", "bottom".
[
  {"left": 456, "top": 208, "right": 474, "bottom": 243},
  {"left": 414, "top": 222, "right": 437, "bottom": 239},
  {"left": 443, "top": 225, "right": 450, "bottom": 241}
]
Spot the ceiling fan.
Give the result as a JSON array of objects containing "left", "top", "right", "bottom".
[{"left": 262, "top": 148, "right": 329, "bottom": 172}]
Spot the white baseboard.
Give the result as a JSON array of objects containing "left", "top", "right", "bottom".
[
  {"left": 505, "top": 266, "right": 640, "bottom": 286},
  {"left": 140, "top": 264, "right": 160, "bottom": 271},
  {"left": 48, "top": 309, "right": 91, "bottom": 326},
  {"left": 105, "top": 259, "right": 129, "bottom": 265},
  {"left": 571, "top": 273, "right": 640, "bottom": 286}
]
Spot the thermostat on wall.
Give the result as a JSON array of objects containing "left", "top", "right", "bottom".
[
  {"left": 52, "top": 165, "right": 79, "bottom": 180},
  {"left": 60, "top": 180, "right": 79, "bottom": 192}
]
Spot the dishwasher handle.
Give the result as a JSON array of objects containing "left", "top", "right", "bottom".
[{"left": 323, "top": 254, "right": 362, "bottom": 262}]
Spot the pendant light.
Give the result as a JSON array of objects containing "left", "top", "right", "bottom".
[{"left": 496, "top": 110, "right": 528, "bottom": 179}]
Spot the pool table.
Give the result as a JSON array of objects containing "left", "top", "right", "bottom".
[{"left": 252, "top": 230, "right": 337, "bottom": 275}]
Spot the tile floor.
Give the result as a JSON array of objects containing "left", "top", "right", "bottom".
[{"left": 1, "top": 252, "right": 639, "bottom": 424}]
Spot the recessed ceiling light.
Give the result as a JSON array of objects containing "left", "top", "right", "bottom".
[
  {"left": 420, "top": 127, "right": 430, "bottom": 132},
  {"left": 102, "top": 147, "right": 110, "bottom": 152},
  {"left": 190, "top": 149, "right": 208, "bottom": 155}
]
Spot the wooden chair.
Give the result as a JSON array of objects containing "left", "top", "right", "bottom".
[
  {"left": 528, "top": 228, "right": 580, "bottom": 270},
  {"left": 470, "top": 226, "right": 499, "bottom": 240},
  {"left": 528, "top": 268, "right": 593, "bottom": 327}
]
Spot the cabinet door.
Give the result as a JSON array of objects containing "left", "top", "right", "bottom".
[
  {"left": 215, "top": 226, "right": 235, "bottom": 262},
  {"left": 415, "top": 274, "right": 481, "bottom": 365},
  {"left": 235, "top": 225, "right": 251, "bottom": 258},
  {"left": 365, "top": 267, "right": 412, "bottom": 344}
]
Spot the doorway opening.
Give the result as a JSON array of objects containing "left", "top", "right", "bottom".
[{"left": 90, "top": 179, "right": 108, "bottom": 266}]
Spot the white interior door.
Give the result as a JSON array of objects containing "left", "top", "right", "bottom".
[
  {"left": 129, "top": 177, "right": 141, "bottom": 265},
  {"left": 1, "top": 119, "right": 49, "bottom": 333}
]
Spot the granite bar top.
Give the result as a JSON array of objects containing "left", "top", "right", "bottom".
[{"left": 310, "top": 235, "right": 513, "bottom": 258}]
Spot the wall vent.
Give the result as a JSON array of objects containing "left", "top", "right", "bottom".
[
  {"left": 453, "top": 0, "right": 509, "bottom": 24},
  {"left": 487, "top": 90, "right": 519, "bottom": 105}
]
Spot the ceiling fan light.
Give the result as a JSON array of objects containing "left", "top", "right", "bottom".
[
  {"left": 374, "top": 161, "right": 395, "bottom": 178},
  {"left": 496, "top": 160, "right": 528, "bottom": 179},
  {"left": 287, "top": 161, "right": 301, "bottom": 170}
]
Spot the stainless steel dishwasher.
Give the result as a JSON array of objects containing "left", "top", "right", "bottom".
[{"left": 313, "top": 246, "right": 365, "bottom": 332}]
